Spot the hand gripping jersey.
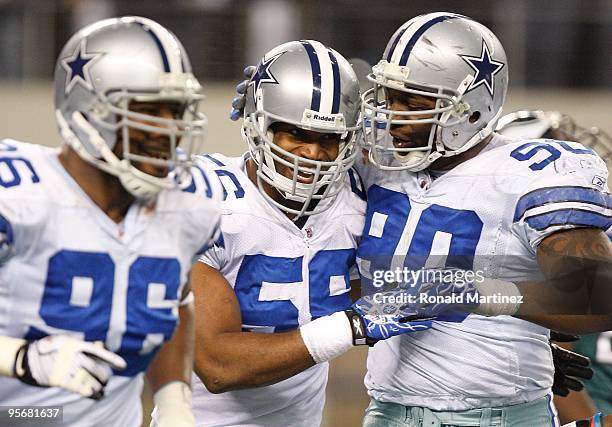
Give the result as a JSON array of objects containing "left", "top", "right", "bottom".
[
  {"left": 355, "top": 133, "right": 612, "bottom": 410},
  {"left": 0, "top": 140, "right": 222, "bottom": 426},
  {"left": 191, "top": 153, "right": 366, "bottom": 427}
]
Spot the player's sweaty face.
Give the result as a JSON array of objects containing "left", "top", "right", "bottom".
[
  {"left": 123, "top": 101, "right": 185, "bottom": 178},
  {"left": 271, "top": 123, "right": 341, "bottom": 184},
  {"left": 385, "top": 88, "right": 436, "bottom": 150}
]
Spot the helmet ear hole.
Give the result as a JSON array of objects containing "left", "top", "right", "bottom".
[{"left": 469, "top": 111, "right": 481, "bottom": 124}]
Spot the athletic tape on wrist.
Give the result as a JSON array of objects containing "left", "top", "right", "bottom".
[
  {"left": 0, "top": 336, "right": 26, "bottom": 377},
  {"left": 472, "top": 278, "right": 522, "bottom": 316},
  {"left": 153, "top": 381, "right": 194, "bottom": 425},
  {"left": 299, "top": 311, "right": 353, "bottom": 364}
]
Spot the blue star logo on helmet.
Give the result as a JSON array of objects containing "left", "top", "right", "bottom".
[
  {"left": 249, "top": 51, "right": 285, "bottom": 104},
  {"left": 460, "top": 40, "right": 504, "bottom": 97},
  {"left": 60, "top": 40, "right": 103, "bottom": 94}
]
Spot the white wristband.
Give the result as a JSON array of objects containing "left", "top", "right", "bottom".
[
  {"left": 473, "top": 278, "right": 522, "bottom": 316},
  {"left": 0, "top": 336, "right": 25, "bottom": 377},
  {"left": 299, "top": 311, "right": 353, "bottom": 364},
  {"left": 152, "top": 381, "right": 194, "bottom": 427}
]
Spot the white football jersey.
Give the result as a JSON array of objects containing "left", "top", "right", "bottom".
[
  {"left": 355, "top": 133, "right": 611, "bottom": 410},
  {"left": 0, "top": 139, "right": 222, "bottom": 426},
  {"left": 191, "top": 153, "right": 366, "bottom": 427}
]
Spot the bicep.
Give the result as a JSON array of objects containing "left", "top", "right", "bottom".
[
  {"left": 536, "top": 228, "right": 612, "bottom": 279},
  {"left": 191, "top": 261, "right": 242, "bottom": 336},
  {"left": 532, "top": 228, "right": 612, "bottom": 324}
]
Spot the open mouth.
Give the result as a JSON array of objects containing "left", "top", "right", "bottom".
[
  {"left": 393, "top": 137, "right": 419, "bottom": 149},
  {"left": 151, "top": 153, "right": 170, "bottom": 160},
  {"left": 297, "top": 172, "right": 315, "bottom": 184}
]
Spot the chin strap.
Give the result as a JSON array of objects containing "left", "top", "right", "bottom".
[
  {"left": 56, "top": 110, "right": 162, "bottom": 202},
  {"left": 56, "top": 110, "right": 118, "bottom": 177}
]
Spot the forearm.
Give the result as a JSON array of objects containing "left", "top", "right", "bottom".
[
  {"left": 554, "top": 390, "right": 597, "bottom": 425},
  {"left": 147, "top": 303, "right": 195, "bottom": 392},
  {"left": 195, "top": 328, "right": 315, "bottom": 393},
  {"left": 515, "top": 314, "right": 612, "bottom": 334},
  {"left": 513, "top": 276, "right": 612, "bottom": 333},
  {"left": 518, "top": 228, "right": 612, "bottom": 332},
  {"left": 468, "top": 276, "right": 612, "bottom": 332}
]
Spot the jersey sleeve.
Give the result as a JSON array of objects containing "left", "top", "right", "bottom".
[
  {"left": 192, "top": 165, "right": 224, "bottom": 258},
  {"left": 198, "top": 233, "right": 227, "bottom": 271},
  {"left": 0, "top": 139, "right": 44, "bottom": 262},
  {"left": 512, "top": 147, "right": 612, "bottom": 250},
  {"left": 0, "top": 211, "right": 14, "bottom": 263}
]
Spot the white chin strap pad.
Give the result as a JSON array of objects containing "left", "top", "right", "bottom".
[
  {"left": 62, "top": 110, "right": 163, "bottom": 202},
  {"left": 118, "top": 169, "right": 161, "bottom": 202}
]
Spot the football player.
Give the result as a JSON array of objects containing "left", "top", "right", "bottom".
[
  {"left": 355, "top": 12, "right": 612, "bottom": 426},
  {"left": 0, "top": 17, "right": 221, "bottom": 427},
  {"left": 498, "top": 110, "right": 612, "bottom": 424},
  {"left": 186, "top": 40, "right": 433, "bottom": 427}
]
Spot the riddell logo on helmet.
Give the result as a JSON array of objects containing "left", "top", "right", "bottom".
[{"left": 313, "top": 113, "right": 335, "bottom": 122}]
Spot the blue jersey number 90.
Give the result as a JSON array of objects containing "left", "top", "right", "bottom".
[{"left": 357, "top": 185, "right": 484, "bottom": 289}]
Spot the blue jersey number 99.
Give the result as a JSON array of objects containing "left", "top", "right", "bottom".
[{"left": 27, "top": 250, "right": 181, "bottom": 376}]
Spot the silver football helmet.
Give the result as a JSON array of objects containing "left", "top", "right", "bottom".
[
  {"left": 362, "top": 12, "right": 508, "bottom": 171},
  {"left": 54, "top": 16, "right": 206, "bottom": 201},
  {"left": 242, "top": 40, "right": 361, "bottom": 217},
  {"left": 497, "top": 110, "right": 612, "bottom": 168}
]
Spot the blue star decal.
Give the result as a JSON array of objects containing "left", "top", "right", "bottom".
[
  {"left": 249, "top": 51, "right": 285, "bottom": 104},
  {"left": 460, "top": 40, "right": 504, "bottom": 97},
  {"left": 60, "top": 40, "right": 103, "bottom": 94}
]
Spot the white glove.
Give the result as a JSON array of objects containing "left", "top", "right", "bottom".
[
  {"left": 150, "top": 381, "right": 195, "bottom": 427},
  {"left": 12, "top": 335, "right": 126, "bottom": 400}
]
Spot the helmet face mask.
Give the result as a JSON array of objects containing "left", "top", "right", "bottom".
[
  {"left": 242, "top": 40, "right": 361, "bottom": 217},
  {"left": 54, "top": 16, "right": 206, "bottom": 201},
  {"left": 361, "top": 12, "right": 508, "bottom": 171},
  {"left": 245, "top": 115, "right": 356, "bottom": 208},
  {"left": 363, "top": 81, "right": 463, "bottom": 170},
  {"left": 112, "top": 97, "right": 204, "bottom": 177}
]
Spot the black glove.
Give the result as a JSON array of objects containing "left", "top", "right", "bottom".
[{"left": 550, "top": 331, "right": 593, "bottom": 397}]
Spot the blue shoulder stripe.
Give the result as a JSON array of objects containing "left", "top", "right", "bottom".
[
  {"left": 514, "top": 186, "right": 612, "bottom": 222},
  {"left": 525, "top": 208, "right": 612, "bottom": 231}
]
